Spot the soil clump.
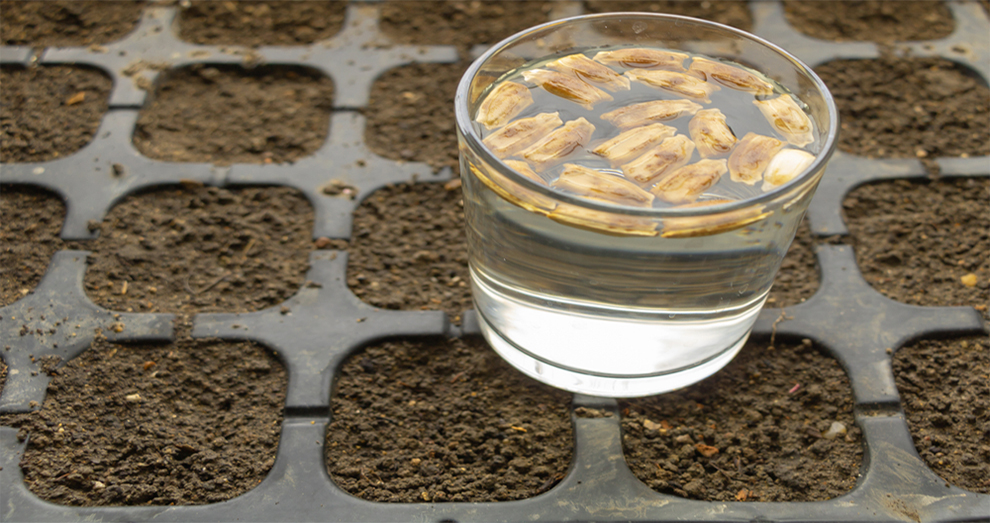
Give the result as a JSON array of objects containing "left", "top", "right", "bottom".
[
  {"left": 177, "top": 1, "right": 346, "bottom": 46},
  {"left": 326, "top": 336, "right": 574, "bottom": 502},
  {"left": 1, "top": 66, "right": 111, "bottom": 163},
  {"left": 843, "top": 178, "right": 989, "bottom": 319},
  {"left": 621, "top": 338, "right": 862, "bottom": 501},
  {"left": 134, "top": 65, "right": 333, "bottom": 165},
  {"left": 893, "top": 336, "right": 989, "bottom": 494},
  {"left": 0, "top": 330, "right": 287, "bottom": 505}
]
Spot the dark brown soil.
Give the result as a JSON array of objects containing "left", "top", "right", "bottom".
[
  {"left": 364, "top": 62, "right": 467, "bottom": 175},
  {"left": 843, "top": 178, "right": 989, "bottom": 319},
  {"left": 783, "top": 1, "right": 954, "bottom": 43},
  {"left": 134, "top": 65, "right": 334, "bottom": 165},
  {"left": 326, "top": 336, "right": 573, "bottom": 502},
  {"left": 0, "top": 331, "right": 287, "bottom": 505},
  {"left": 1, "top": 65, "right": 111, "bottom": 163},
  {"left": 177, "top": 1, "right": 346, "bottom": 46},
  {"left": 815, "top": 57, "right": 990, "bottom": 174},
  {"left": 0, "top": 186, "right": 66, "bottom": 307},
  {"left": 0, "top": 0, "right": 144, "bottom": 46},
  {"left": 345, "top": 183, "right": 470, "bottom": 323},
  {"left": 584, "top": 1, "right": 753, "bottom": 31},
  {"left": 79, "top": 185, "right": 315, "bottom": 314},
  {"left": 621, "top": 338, "right": 863, "bottom": 501},
  {"left": 893, "top": 336, "right": 989, "bottom": 494},
  {"left": 379, "top": 1, "right": 553, "bottom": 57}
]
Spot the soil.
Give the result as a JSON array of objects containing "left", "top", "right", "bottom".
[
  {"left": 326, "top": 336, "right": 574, "bottom": 502},
  {"left": 79, "top": 185, "right": 315, "bottom": 314},
  {"left": 134, "top": 65, "right": 334, "bottom": 165},
  {"left": 0, "top": 330, "right": 287, "bottom": 505},
  {"left": 621, "top": 338, "right": 863, "bottom": 501},
  {"left": 378, "top": 1, "right": 553, "bottom": 57},
  {"left": 815, "top": 57, "right": 990, "bottom": 174},
  {"left": 769, "top": 220, "right": 819, "bottom": 308},
  {"left": 364, "top": 62, "right": 467, "bottom": 175},
  {"left": 0, "top": 65, "right": 112, "bottom": 163},
  {"left": 843, "top": 178, "right": 989, "bottom": 319},
  {"left": 0, "top": 1, "right": 145, "bottom": 46},
  {"left": 782, "top": 1, "right": 954, "bottom": 43},
  {"left": 0, "top": 187, "right": 67, "bottom": 307},
  {"left": 892, "top": 336, "right": 989, "bottom": 494},
  {"left": 583, "top": 1, "right": 753, "bottom": 31},
  {"left": 176, "top": 1, "right": 346, "bottom": 47}
]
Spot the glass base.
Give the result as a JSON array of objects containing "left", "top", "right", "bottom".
[{"left": 475, "top": 309, "right": 750, "bottom": 398}]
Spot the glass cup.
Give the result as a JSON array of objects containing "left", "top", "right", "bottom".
[{"left": 454, "top": 13, "right": 837, "bottom": 397}]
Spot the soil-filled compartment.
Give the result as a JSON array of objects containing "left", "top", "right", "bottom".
[
  {"left": 621, "top": 337, "right": 863, "bottom": 501},
  {"left": 1, "top": 65, "right": 112, "bottom": 163},
  {"left": 176, "top": 1, "right": 346, "bottom": 46},
  {"left": 80, "top": 185, "right": 316, "bottom": 314},
  {"left": 815, "top": 57, "right": 990, "bottom": 174},
  {"left": 843, "top": 178, "right": 989, "bottom": 319},
  {"left": 893, "top": 335, "right": 989, "bottom": 494},
  {"left": 133, "top": 64, "right": 334, "bottom": 165},
  {"left": 0, "top": 332, "right": 288, "bottom": 505},
  {"left": 0, "top": 0, "right": 145, "bottom": 47},
  {"left": 583, "top": 1, "right": 753, "bottom": 31},
  {"left": 326, "top": 336, "right": 574, "bottom": 502},
  {"left": 782, "top": 0, "right": 955, "bottom": 43},
  {"left": 0, "top": 186, "right": 67, "bottom": 307}
]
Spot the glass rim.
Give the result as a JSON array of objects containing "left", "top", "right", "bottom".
[{"left": 454, "top": 12, "right": 839, "bottom": 218}]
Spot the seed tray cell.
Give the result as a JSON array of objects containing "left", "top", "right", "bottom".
[{"left": 1, "top": 1, "right": 988, "bottom": 521}]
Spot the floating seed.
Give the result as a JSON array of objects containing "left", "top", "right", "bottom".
[
  {"left": 762, "top": 149, "right": 816, "bottom": 191},
  {"left": 469, "top": 162, "right": 557, "bottom": 215},
  {"left": 688, "top": 108, "right": 737, "bottom": 158},
  {"left": 520, "top": 117, "right": 596, "bottom": 171},
  {"left": 504, "top": 159, "right": 549, "bottom": 186},
  {"left": 624, "top": 69, "right": 721, "bottom": 104},
  {"left": 549, "top": 203, "right": 658, "bottom": 237},
  {"left": 754, "top": 94, "right": 814, "bottom": 147},
  {"left": 687, "top": 57, "right": 774, "bottom": 95},
  {"left": 522, "top": 69, "right": 613, "bottom": 110},
  {"left": 483, "top": 112, "right": 563, "bottom": 158},
  {"left": 621, "top": 135, "right": 696, "bottom": 185},
  {"left": 551, "top": 163, "right": 655, "bottom": 207},
  {"left": 591, "top": 123, "right": 677, "bottom": 165},
  {"left": 600, "top": 99, "right": 703, "bottom": 129},
  {"left": 548, "top": 53, "right": 631, "bottom": 92},
  {"left": 728, "top": 133, "right": 785, "bottom": 185},
  {"left": 651, "top": 159, "right": 727, "bottom": 204},
  {"left": 476, "top": 81, "right": 533, "bottom": 130},
  {"left": 593, "top": 48, "right": 689, "bottom": 71},
  {"left": 661, "top": 199, "right": 772, "bottom": 238}
]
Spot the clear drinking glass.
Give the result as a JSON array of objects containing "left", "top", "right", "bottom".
[{"left": 455, "top": 13, "right": 837, "bottom": 397}]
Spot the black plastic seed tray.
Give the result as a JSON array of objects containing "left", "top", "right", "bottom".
[{"left": 1, "top": 1, "right": 988, "bottom": 521}]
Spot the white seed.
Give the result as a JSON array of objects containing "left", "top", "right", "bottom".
[{"left": 762, "top": 149, "right": 816, "bottom": 191}]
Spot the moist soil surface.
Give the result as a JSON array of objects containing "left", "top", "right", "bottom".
[
  {"left": 379, "top": 1, "right": 553, "bottom": 57},
  {"left": 176, "top": 1, "right": 346, "bottom": 46},
  {"left": 893, "top": 336, "right": 989, "bottom": 494},
  {"left": 843, "top": 178, "right": 989, "bottom": 319},
  {"left": 583, "top": 1, "right": 753, "bottom": 31},
  {"left": 0, "top": 331, "right": 287, "bottom": 505},
  {"left": 0, "top": 0, "right": 144, "bottom": 46},
  {"left": 134, "top": 65, "right": 334, "bottom": 165},
  {"left": 621, "top": 338, "right": 863, "bottom": 501},
  {"left": 80, "top": 185, "right": 316, "bottom": 314},
  {"left": 783, "top": 1, "right": 954, "bottom": 43},
  {"left": 1, "top": 65, "right": 111, "bottom": 163},
  {"left": 815, "top": 57, "right": 990, "bottom": 174},
  {"left": 0, "top": 187, "right": 66, "bottom": 307},
  {"left": 326, "top": 336, "right": 574, "bottom": 502}
]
